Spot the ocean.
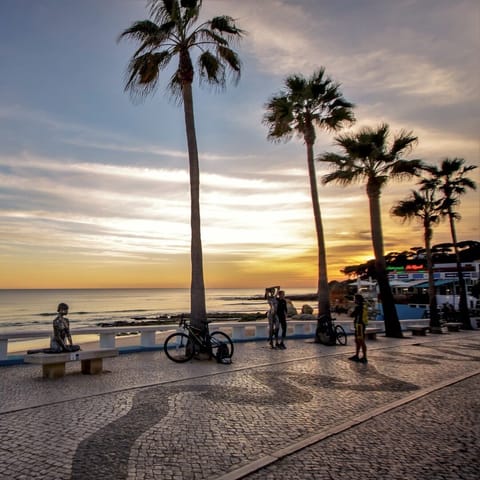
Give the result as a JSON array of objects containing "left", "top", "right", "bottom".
[{"left": 0, "top": 287, "right": 315, "bottom": 333}]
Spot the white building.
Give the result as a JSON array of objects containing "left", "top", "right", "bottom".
[{"left": 387, "top": 260, "right": 479, "bottom": 309}]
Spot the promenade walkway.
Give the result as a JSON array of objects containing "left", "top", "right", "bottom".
[{"left": 0, "top": 330, "right": 479, "bottom": 479}]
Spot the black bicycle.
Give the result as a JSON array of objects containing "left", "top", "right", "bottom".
[
  {"left": 315, "top": 315, "right": 347, "bottom": 346},
  {"left": 164, "top": 315, "right": 234, "bottom": 363}
]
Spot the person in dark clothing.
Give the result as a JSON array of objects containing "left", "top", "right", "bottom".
[
  {"left": 276, "top": 290, "right": 288, "bottom": 349},
  {"left": 349, "top": 294, "right": 367, "bottom": 363}
]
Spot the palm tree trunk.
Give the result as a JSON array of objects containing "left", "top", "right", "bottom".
[
  {"left": 182, "top": 81, "right": 207, "bottom": 328},
  {"left": 448, "top": 207, "right": 471, "bottom": 329},
  {"left": 425, "top": 222, "right": 441, "bottom": 332},
  {"left": 306, "top": 141, "right": 331, "bottom": 320},
  {"left": 366, "top": 183, "right": 403, "bottom": 337}
]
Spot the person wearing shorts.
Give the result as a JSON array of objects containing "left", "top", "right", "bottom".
[{"left": 349, "top": 294, "right": 368, "bottom": 363}]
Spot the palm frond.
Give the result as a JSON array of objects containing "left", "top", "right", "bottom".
[
  {"left": 391, "top": 195, "right": 421, "bottom": 223},
  {"left": 217, "top": 46, "right": 241, "bottom": 81},
  {"left": 389, "top": 129, "right": 418, "bottom": 157},
  {"left": 389, "top": 158, "right": 423, "bottom": 179},
  {"left": 124, "top": 51, "right": 172, "bottom": 99},
  {"left": 197, "top": 28, "right": 228, "bottom": 46},
  {"left": 149, "top": 0, "right": 181, "bottom": 24},
  {"left": 117, "top": 20, "right": 163, "bottom": 44},
  {"left": 317, "top": 152, "right": 348, "bottom": 167},
  {"left": 210, "top": 15, "right": 245, "bottom": 40},
  {"left": 391, "top": 185, "right": 445, "bottom": 228},
  {"left": 420, "top": 163, "right": 439, "bottom": 176},
  {"left": 318, "top": 152, "right": 362, "bottom": 186},
  {"left": 181, "top": 0, "right": 200, "bottom": 9},
  {"left": 263, "top": 95, "right": 294, "bottom": 142},
  {"left": 322, "top": 106, "right": 355, "bottom": 131},
  {"left": 440, "top": 157, "right": 465, "bottom": 175},
  {"left": 166, "top": 71, "right": 183, "bottom": 104},
  {"left": 285, "top": 75, "right": 307, "bottom": 97},
  {"left": 321, "top": 168, "right": 358, "bottom": 186},
  {"left": 310, "top": 67, "right": 326, "bottom": 86},
  {"left": 198, "top": 50, "right": 224, "bottom": 84},
  {"left": 182, "top": 0, "right": 201, "bottom": 24}
]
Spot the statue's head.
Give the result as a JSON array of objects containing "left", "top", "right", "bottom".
[{"left": 57, "top": 303, "right": 69, "bottom": 313}]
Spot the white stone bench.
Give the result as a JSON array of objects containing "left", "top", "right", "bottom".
[
  {"left": 23, "top": 348, "right": 118, "bottom": 379},
  {"left": 409, "top": 325, "right": 430, "bottom": 336},
  {"left": 444, "top": 322, "right": 462, "bottom": 332},
  {"left": 365, "top": 328, "right": 382, "bottom": 340}
]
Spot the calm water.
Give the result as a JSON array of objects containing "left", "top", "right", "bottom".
[{"left": 0, "top": 288, "right": 313, "bottom": 333}]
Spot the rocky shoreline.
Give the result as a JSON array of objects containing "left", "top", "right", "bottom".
[
  {"left": 97, "top": 311, "right": 269, "bottom": 328},
  {"left": 97, "top": 293, "right": 319, "bottom": 328}
]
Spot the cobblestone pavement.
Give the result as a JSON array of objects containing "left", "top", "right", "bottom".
[{"left": 0, "top": 330, "right": 479, "bottom": 480}]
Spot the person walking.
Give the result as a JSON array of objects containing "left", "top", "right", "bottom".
[
  {"left": 349, "top": 294, "right": 368, "bottom": 363},
  {"left": 276, "top": 290, "right": 288, "bottom": 349}
]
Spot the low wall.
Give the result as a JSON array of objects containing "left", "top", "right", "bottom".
[{"left": 0, "top": 318, "right": 437, "bottom": 364}]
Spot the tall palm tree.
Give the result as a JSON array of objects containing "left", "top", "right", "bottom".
[
  {"left": 319, "top": 123, "right": 422, "bottom": 337},
  {"left": 263, "top": 69, "right": 355, "bottom": 325},
  {"left": 118, "top": 0, "right": 244, "bottom": 328},
  {"left": 424, "top": 158, "right": 477, "bottom": 329},
  {"left": 391, "top": 179, "right": 444, "bottom": 332}
]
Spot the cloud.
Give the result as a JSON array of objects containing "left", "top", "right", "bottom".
[{"left": 0, "top": 0, "right": 478, "bottom": 288}]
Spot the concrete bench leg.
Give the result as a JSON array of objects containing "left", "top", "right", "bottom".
[
  {"left": 366, "top": 333, "right": 377, "bottom": 340},
  {"left": 43, "top": 363, "right": 66, "bottom": 379},
  {"left": 81, "top": 358, "right": 103, "bottom": 374},
  {"left": 446, "top": 326, "right": 460, "bottom": 332},
  {"left": 412, "top": 330, "right": 427, "bottom": 336}
]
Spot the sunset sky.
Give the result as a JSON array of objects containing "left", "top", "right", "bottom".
[{"left": 0, "top": 0, "right": 479, "bottom": 290}]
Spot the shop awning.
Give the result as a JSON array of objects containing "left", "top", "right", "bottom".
[{"left": 413, "top": 279, "right": 456, "bottom": 288}]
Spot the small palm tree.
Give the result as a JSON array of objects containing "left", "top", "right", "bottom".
[
  {"left": 118, "top": 0, "right": 244, "bottom": 328},
  {"left": 391, "top": 179, "right": 444, "bottom": 332},
  {"left": 424, "top": 158, "right": 477, "bottom": 329},
  {"left": 319, "top": 123, "right": 422, "bottom": 337},
  {"left": 263, "top": 69, "right": 355, "bottom": 324}
]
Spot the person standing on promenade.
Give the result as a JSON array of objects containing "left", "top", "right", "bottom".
[
  {"left": 265, "top": 286, "right": 280, "bottom": 349},
  {"left": 349, "top": 294, "right": 368, "bottom": 363},
  {"left": 276, "top": 290, "right": 288, "bottom": 349}
]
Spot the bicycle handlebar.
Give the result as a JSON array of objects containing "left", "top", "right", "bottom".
[{"left": 177, "top": 315, "right": 210, "bottom": 329}]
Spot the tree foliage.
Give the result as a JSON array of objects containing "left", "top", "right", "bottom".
[{"left": 263, "top": 69, "right": 354, "bottom": 323}]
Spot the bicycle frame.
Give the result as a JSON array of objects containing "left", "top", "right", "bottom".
[{"left": 178, "top": 316, "right": 212, "bottom": 355}]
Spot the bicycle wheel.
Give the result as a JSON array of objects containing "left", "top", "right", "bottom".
[
  {"left": 335, "top": 325, "right": 347, "bottom": 346},
  {"left": 164, "top": 332, "right": 194, "bottom": 363},
  {"left": 210, "top": 331, "right": 234, "bottom": 359}
]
